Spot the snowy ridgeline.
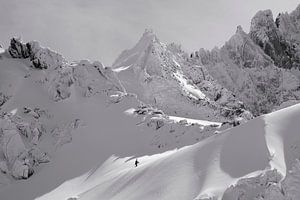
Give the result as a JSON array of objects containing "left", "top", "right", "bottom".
[{"left": 37, "top": 104, "right": 300, "bottom": 200}]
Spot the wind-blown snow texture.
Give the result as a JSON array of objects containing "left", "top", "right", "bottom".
[{"left": 1, "top": 4, "right": 300, "bottom": 200}]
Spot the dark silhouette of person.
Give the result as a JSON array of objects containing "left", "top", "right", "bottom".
[{"left": 135, "top": 159, "right": 139, "bottom": 167}]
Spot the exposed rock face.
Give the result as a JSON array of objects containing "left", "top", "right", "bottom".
[
  {"left": 250, "top": 10, "right": 300, "bottom": 69},
  {"left": 0, "top": 92, "right": 10, "bottom": 108},
  {"left": 8, "top": 37, "right": 65, "bottom": 70},
  {"left": 222, "top": 169, "right": 284, "bottom": 200},
  {"left": 191, "top": 21, "right": 300, "bottom": 115},
  {"left": 8, "top": 37, "right": 31, "bottom": 59},
  {"left": 221, "top": 159, "right": 300, "bottom": 200},
  {"left": 0, "top": 112, "right": 50, "bottom": 179},
  {"left": 0, "top": 44, "right": 5, "bottom": 55}
]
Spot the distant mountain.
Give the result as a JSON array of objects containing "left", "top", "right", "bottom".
[
  {"left": 113, "top": 29, "right": 252, "bottom": 122},
  {"left": 189, "top": 6, "right": 300, "bottom": 116}
]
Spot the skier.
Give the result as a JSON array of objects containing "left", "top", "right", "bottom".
[{"left": 135, "top": 159, "right": 139, "bottom": 167}]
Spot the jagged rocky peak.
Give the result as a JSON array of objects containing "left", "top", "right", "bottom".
[
  {"left": 8, "top": 37, "right": 31, "bottom": 59},
  {"left": 250, "top": 9, "right": 276, "bottom": 31},
  {"left": 226, "top": 25, "right": 248, "bottom": 46},
  {"left": 250, "top": 9, "right": 300, "bottom": 69},
  {"left": 291, "top": 3, "right": 300, "bottom": 19},
  {"left": 236, "top": 25, "right": 245, "bottom": 34},
  {"left": 223, "top": 24, "right": 273, "bottom": 68},
  {"left": 112, "top": 28, "right": 163, "bottom": 69},
  {"left": 249, "top": 9, "right": 278, "bottom": 50},
  {"left": 275, "top": 4, "right": 300, "bottom": 58},
  {"left": 193, "top": 47, "right": 221, "bottom": 65},
  {"left": 134, "top": 28, "right": 160, "bottom": 50},
  {"left": 8, "top": 37, "right": 66, "bottom": 70},
  {"left": 276, "top": 4, "right": 300, "bottom": 32}
]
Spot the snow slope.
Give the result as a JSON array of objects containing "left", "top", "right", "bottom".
[{"left": 37, "top": 103, "right": 300, "bottom": 200}]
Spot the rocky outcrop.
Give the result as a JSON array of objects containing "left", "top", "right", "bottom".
[
  {"left": 250, "top": 10, "right": 300, "bottom": 69},
  {"left": 0, "top": 44, "right": 5, "bottom": 55},
  {"left": 0, "top": 92, "right": 10, "bottom": 108},
  {"left": 8, "top": 37, "right": 31, "bottom": 59},
  {"left": 44, "top": 59, "right": 125, "bottom": 101},
  {"left": 221, "top": 159, "right": 300, "bottom": 200},
  {"left": 6, "top": 38, "right": 126, "bottom": 102},
  {"left": 8, "top": 37, "right": 66, "bottom": 69},
  {"left": 0, "top": 112, "right": 50, "bottom": 180},
  {"left": 223, "top": 169, "right": 284, "bottom": 200}
]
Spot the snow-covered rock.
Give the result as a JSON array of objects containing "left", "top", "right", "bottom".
[
  {"left": 113, "top": 29, "right": 252, "bottom": 122},
  {"left": 0, "top": 112, "right": 50, "bottom": 180},
  {"left": 8, "top": 37, "right": 66, "bottom": 70},
  {"left": 125, "top": 105, "right": 228, "bottom": 149},
  {"left": 192, "top": 25, "right": 300, "bottom": 115},
  {"left": 6, "top": 38, "right": 125, "bottom": 102},
  {"left": 8, "top": 37, "right": 31, "bottom": 59},
  {"left": 250, "top": 9, "right": 300, "bottom": 69},
  {"left": 0, "top": 44, "right": 5, "bottom": 55}
]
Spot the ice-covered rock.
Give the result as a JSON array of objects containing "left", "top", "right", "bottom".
[
  {"left": 11, "top": 159, "right": 33, "bottom": 179},
  {"left": 0, "top": 112, "right": 49, "bottom": 180},
  {"left": 8, "top": 37, "right": 31, "bottom": 59},
  {"left": 0, "top": 44, "right": 5, "bottom": 55},
  {"left": 250, "top": 10, "right": 300, "bottom": 69},
  {"left": 8, "top": 37, "right": 66, "bottom": 69},
  {"left": 47, "top": 65, "right": 74, "bottom": 101},
  {"left": 0, "top": 92, "right": 9, "bottom": 108},
  {"left": 0, "top": 161, "right": 8, "bottom": 174},
  {"left": 222, "top": 169, "right": 284, "bottom": 200},
  {"left": 191, "top": 25, "right": 300, "bottom": 115},
  {"left": 51, "top": 119, "right": 81, "bottom": 148},
  {"left": 113, "top": 29, "right": 252, "bottom": 122}
]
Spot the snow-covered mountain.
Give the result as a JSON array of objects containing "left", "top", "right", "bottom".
[
  {"left": 1, "top": 3, "right": 300, "bottom": 200},
  {"left": 189, "top": 8, "right": 300, "bottom": 116},
  {"left": 0, "top": 37, "right": 229, "bottom": 199},
  {"left": 113, "top": 29, "right": 252, "bottom": 122}
]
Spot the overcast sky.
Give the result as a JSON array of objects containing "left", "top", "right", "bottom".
[{"left": 0, "top": 0, "right": 299, "bottom": 65}]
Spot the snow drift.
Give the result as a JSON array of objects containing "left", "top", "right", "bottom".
[{"left": 37, "top": 103, "right": 300, "bottom": 200}]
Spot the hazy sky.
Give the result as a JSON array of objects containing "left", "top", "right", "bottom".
[{"left": 0, "top": 0, "right": 299, "bottom": 65}]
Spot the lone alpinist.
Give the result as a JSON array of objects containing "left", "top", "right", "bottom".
[{"left": 135, "top": 159, "right": 139, "bottom": 167}]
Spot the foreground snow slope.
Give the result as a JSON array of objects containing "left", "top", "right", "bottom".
[{"left": 37, "top": 103, "right": 300, "bottom": 200}]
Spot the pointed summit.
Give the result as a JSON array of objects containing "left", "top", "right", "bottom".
[
  {"left": 236, "top": 25, "right": 245, "bottom": 34},
  {"left": 112, "top": 29, "right": 161, "bottom": 68},
  {"left": 132, "top": 28, "right": 160, "bottom": 52},
  {"left": 250, "top": 9, "right": 276, "bottom": 33},
  {"left": 291, "top": 3, "right": 300, "bottom": 17}
]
